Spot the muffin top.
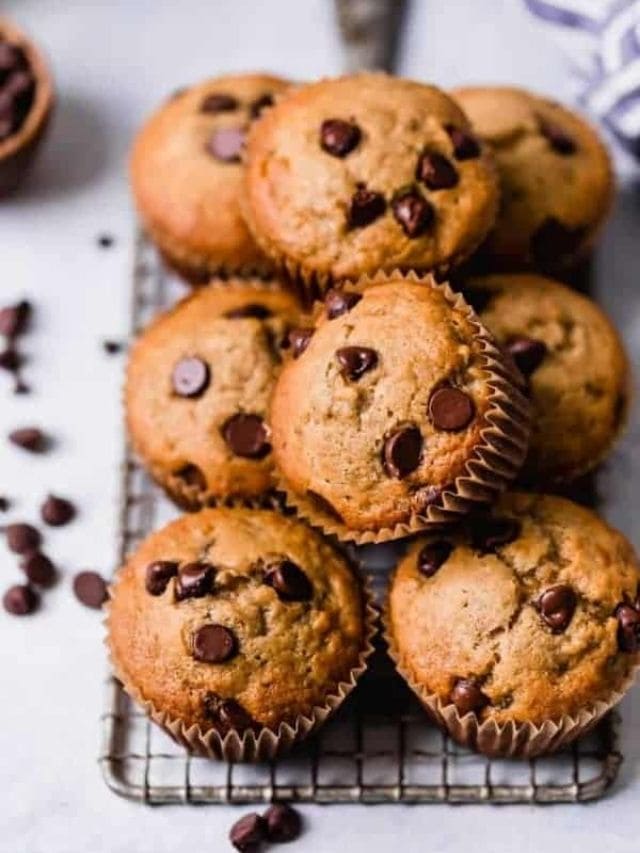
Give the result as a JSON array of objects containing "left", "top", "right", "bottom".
[
  {"left": 269, "top": 277, "right": 530, "bottom": 536},
  {"left": 453, "top": 86, "right": 613, "bottom": 272},
  {"left": 244, "top": 73, "right": 499, "bottom": 282},
  {"left": 126, "top": 280, "right": 301, "bottom": 508},
  {"left": 462, "top": 273, "right": 628, "bottom": 483},
  {"left": 130, "top": 73, "right": 290, "bottom": 277},
  {"left": 107, "top": 508, "right": 368, "bottom": 731},
  {"left": 388, "top": 492, "right": 640, "bottom": 725}
]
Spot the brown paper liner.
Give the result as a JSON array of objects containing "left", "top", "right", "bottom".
[
  {"left": 273, "top": 270, "right": 531, "bottom": 544},
  {"left": 106, "top": 570, "right": 378, "bottom": 762}
]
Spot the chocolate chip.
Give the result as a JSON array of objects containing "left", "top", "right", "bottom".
[
  {"left": 428, "top": 386, "right": 474, "bottom": 431},
  {"left": 203, "top": 692, "right": 255, "bottom": 731},
  {"left": 171, "top": 357, "right": 210, "bottom": 398},
  {"left": 41, "top": 495, "right": 75, "bottom": 527},
  {"left": 451, "top": 678, "right": 489, "bottom": 715},
  {"left": 0, "top": 497, "right": 9, "bottom": 512},
  {"left": 73, "top": 571, "right": 108, "bottom": 609},
  {"left": 382, "top": 426, "right": 423, "bottom": 478},
  {"left": 200, "top": 92, "right": 238, "bottom": 113},
  {"left": 416, "top": 151, "right": 459, "bottom": 190},
  {"left": 392, "top": 188, "right": 434, "bottom": 237},
  {"left": 336, "top": 346, "right": 378, "bottom": 381},
  {"left": 175, "top": 562, "right": 215, "bottom": 600},
  {"left": 14, "top": 379, "right": 30, "bottom": 395},
  {"left": 0, "top": 300, "right": 31, "bottom": 339},
  {"left": 222, "top": 413, "right": 270, "bottom": 459},
  {"left": 538, "top": 585, "right": 576, "bottom": 633},
  {"left": 206, "top": 127, "right": 245, "bottom": 162},
  {"left": 264, "top": 803, "right": 302, "bottom": 843},
  {"left": 470, "top": 517, "right": 520, "bottom": 552},
  {"left": 145, "top": 560, "right": 179, "bottom": 596},
  {"left": 320, "top": 118, "right": 361, "bottom": 157},
  {"left": 224, "top": 303, "right": 273, "bottom": 320},
  {"left": 287, "top": 327, "right": 314, "bottom": 358},
  {"left": 0, "top": 347, "right": 21, "bottom": 371},
  {"left": 616, "top": 603, "right": 640, "bottom": 652},
  {"left": 250, "top": 93, "right": 274, "bottom": 119},
  {"left": 325, "top": 289, "right": 361, "bottom": 319},
  {"left": 347, "top": 187, "right": 386, "bottom": 229},
  {"left": 97, "top": 234, "right": 115, "bottom": 249},
  {"left": 8, "top": 427, "right": 49, "bottom": 452},
  {"left": 3, "top": 584, "right": 38, "bottom": 616},
  {"left": 264, "top": 559, "right": 313, "bottom": 602},
  {"left": 445, "top": 125, "right": 480, "bottom": 160},
  {"left": 193, "top": 624, "right": 238, "bottom": 663},
  {"left": 229, "top": 813, "right": 266, "bottom": 852},
  {"left": 506, "top": 337, "right": 547, "bottom": 377},
  {"left": 174, "top": 463, "right": 207, "bottom": 491},
  {"left": 5, "top": 522, "right": 40, "bottom": 554},
  {"left": 530, "top": 217, "right": 586, "bottom": 268},
  {"left": 102, "top": 339, "right": 124, "bottom": 355},
  {"left": 417, "top": 540, "right": 452, "bottom": 577},
  {"left": 21, "top": 552, "right": 56, "bottom": 588},
  {"left": 539, "top": 119, "right": 576, "bottom": 155}
]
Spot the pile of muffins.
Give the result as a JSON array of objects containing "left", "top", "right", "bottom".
[{"left": 107, "top": 72, "right": 640, "bottom": 761}]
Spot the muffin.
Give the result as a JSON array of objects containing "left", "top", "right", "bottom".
[
  {"left": 269, "top": 273, "right": 530, "bottom": 542},
  {"left": 452, "top": 86, "right": 613, "bottom": 273},
  {"left": 243, "top": 73, "right": 499, "bottom": 295},
  {"left": 386, "top": 492, "right": 640, "bottom": 757},
  {"left": 461, "top": 273, "right": 629, "bottom": 483},
  {"left": 106, "top": 507, "right": 374, "bottom": 760},
  {"left": 125, "top": 280, "right": 301, "bottom": 508},
  {"left": 0, "top": 17, "right": 54, "bottom": 196},
  {"left": 130, "top": 73, "right": 290, "bottom": 282}
]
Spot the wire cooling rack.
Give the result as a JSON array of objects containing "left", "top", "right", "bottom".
[{"left": 99, "top": 230, "right": 624, "bottom": 805}]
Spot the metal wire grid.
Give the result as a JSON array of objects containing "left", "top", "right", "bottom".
[{"left": 99, "top": 230, "right": 624, "bottom": 805}]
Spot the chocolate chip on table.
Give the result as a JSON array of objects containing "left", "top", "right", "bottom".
[
  {"left": 14, "top": 379, "right": 30, "bottom": 395},
  {"left": 0, "top": 300, "right": 31, "bottom": 339},
  {"left": 347, "top": 187, "right": 386, "bottom": 229},
  {"left": 538, "top": 119, "right": 576, "bottom": 155},
  {"left": 5, "top": 522, "right": 41, "bottom": 555},
  {"left": 203, "top": 691, "right": 255, "bottom": 731},
  {"left": 0, "top": 496, "right": 9, "bottom": 512},
  {"left": 320, "top": 118, "right": 361, "bottom": 157},
  {"left": 287, "top": 327, "right": 314, "bottom": 358},
  {"left": 3, "top": 584, "right": 39, "bottom": 616},
  {"left": 264, "top": 559, "right": 313, "bottom": 602},
  {"left": 224, "top": 303, "right": 273, "bottom": 320},
  {"left": 175, "top": 562, "right": 215, "bottom": 600},
  {"left": 145, "top": 560, "right": 179, "bottom": 596},
  {"left": 445, "top": 125, "right": 480, "bottom": 160},
  {"left": 451, "top": 678, "right": 490, "bottom": 715},
  {"left": 206, "top": 126, "right": 245, "bottom": 162},
  {"left": 417, "top": 540, "right": 453, "bottom": 577},
  {"left": 336, "top": 346, "right": 378, "bottom": 381},
  {"left": 382, "top": 425, "right": 423, "bottom": 478},
  {"left": 428, "top": 386, "right": 474, "bottom": 431},
  {"left": 192, "top": 624, "right": 238, "bottom": 663},
  {"left": 616, "top": 603, "right": 640, "bottom": 652},
  {"left": 530, "top": 217, "right": 586, "bottom": 268},
  {"left": 222, "top": 413, "right": 270, "bottom": 459},
  {"left": 73, "top": 571, "right": 108, "bottom": 609},
  {"left": 97, "top": 234, "right": 115, "bottom": 249},
  {"left": 416, "top": 151, "right": 459, "bottom": 190},
  {"left": 264, "top": 803, "right": 302, "bottom": 844},
  {"left": 8, "top": 426, "right": 49, "bottom": 452},
  {"left": 102, "top": 339, "right": 124, "bottom": 355},
  {"left": 171, "top": 356, "right": 210, "bottom": 398},
  {"left": 41, "top": 494, "right": 76, "bottom": 527},
  {"left": 391, "top": 188, "right": 434, "bottom": 237},
  {"left": 507, "top": 337, "right": 547, "bottom": 377},
  {"left": 250, "top": 93, "right": 274, "bottom": 119},
  {"left": 229, "top": 812, "right": 266, "bottom": 852},
  {"left": 200, "top": 92, "right": 239, "bottom": 113},
  {"left": 470, "top": 516, "right": 520, "bottom": 552},
  {"left": 538, "top": 584, "right": 576, "bottom": 633},
  {"left": 325, "top": 289, "right": 361, "bottom": 319},
  {"left": 21, "top": 552, "right": 56, "bottom": 588},
  {"left": 0, "top": 347, "right": 21, "bottom": 371}
]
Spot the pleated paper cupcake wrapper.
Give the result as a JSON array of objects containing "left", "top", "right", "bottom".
[
  {"left": 105, "top": 574, "right": 378, "bottom": 762},
  {"left": 273, "top": 271, "right": 531, "bottom": 544}
]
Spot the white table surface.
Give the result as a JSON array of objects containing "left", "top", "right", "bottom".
[{"left": 1, "top": 2, "right": 640, "bottom": 851}]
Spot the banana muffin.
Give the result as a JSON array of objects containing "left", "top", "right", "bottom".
[
  {"left": 130, "top": 73, "right": 290, "bottom": 282},
  {"left": 243, "top": 73, "right": 499, "bottom": 293},
  {"left": 107, "top": 507, "right": 372, "bottom": 758},
  {"left": 126, "top": 280, "right": 301, "bottom": 508},
  {"left": 453, "top": 86, "right": 613, "bottom": 273},
  {"left": 269, "top": 274, "right": 530, "bottom": 541},
  {"left": 461, "top": 273, "right": 629, "bottom": 483},
  {"left": 387, "top": 492, "right": 640, "bottom": 756}
]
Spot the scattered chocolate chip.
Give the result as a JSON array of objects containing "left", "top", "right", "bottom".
[
  {"left": 14, "top": 380, "right": 30, "bottom": 395},
  {"left": 193, "top": 624, "right": 238, "bottom": 663},
  {"left": 530, "top": 217, "right": 586, "bottom": 268},
  {"left": 320, "top": 118, "right": 361, "bottom": 157},
  {"left": 445, "top": 125, "right": 480, "bottom": 160},
  {"left": 3, "top": 584, "right": 38, "bottom": 616},
  {"left": 417, "top": 540, "right": 452, "bottom": 577},
  {"left": 538, "top": 585, "right": 576, "bottom": 633},
  {"left": 0, "top": 300, "right": 31, "bottom": 339},
  {"left": 264, "top": 803, "right": 302, "bottom": 843},
  {"left": 451, "top": 678, "right": 490, "bottom": 715},
  {"left": 41, "top": 494, "right": 75, "bottom": 527},
  {"left": 21, "top": 552, "right": 56, "bottom": 588},
  {"left": 0, "top": 496, "right": 8, "bottom": 512},
  {"left": 222, "top": 413, "right": 270, "bottom": 459},
  {"left": 382, "top": 426, "right": 423, "bottom": 478},
  {"left": 325, "top": 289, "right": 361, "bottom": 319},
  {"left": 200, "top": 92, "right": 238, "bottom": 113},
  {"left": 174, "top": 463, "right": 207, "bottom": 491},
  {"left": 175, "top": 562, "right": 215, "bottom": 600},
  {"left": 347, "top": 187, "right": 386, "bottom": 229},
  {"left": 229, "top": 812, "right": 266, "bottom": 852},
  {"left": 416, "top": 151, "right": 459, "bottom": 190},
  {"left": 171, "top": 357, "right": 210, "bottom": 398},
  {"left": 8, "top": 426, "right": 48, "bottom": 452},
  {"left": 428, "top": 386, "right": 474, "bottom": 431},
  {"left": 97, "top": 234, "right": 114, "bottom": 249},
  {"left": 224, "top": 303, "right": 272, "bottom": 320},
  {"left": 538, "top": 119, "right": 576, "bottom": 155},
  {"left": 392, "top": 188, "right": 434, "bottom": 237},
  {"left": 287, "top": 327, "right": 314, "bottom": 358},
  {"left": 145, "top": 560, "right": 179, "bottom": 596},
  {"left": 5, "top": 522, "right": 40, "bottom": 554},
  {"left": 264, "top": 559, "right": 313, "bottom": 602},
  {"left": 0, "top": 347, "right": 21, "bottom": 371},
  {"left": 470, "top": 516, "right": 520, "bottom": 552},
  {"left": 73, "top": 571, "right": 108, "bottom": 609},
  {"left": 102, "top": 339, "right": 124, "bottom": 355},
  {"left": 616, "top": 603, "right": 640, "bottom": 652},
  {"left": 203, "top": 692, "right": 255, "bottom": 731},
  {"left": 336, "top": 346, "right": 378, "bottom": 381},
  {"left": 206, "top": 126, "right": 245, "bottom": 162},
  {"left": 250, "top": 93, "right": 274, "bottom": 119},
  {"left": 507, "top": 337, "right": 547, "bottom": 377}
]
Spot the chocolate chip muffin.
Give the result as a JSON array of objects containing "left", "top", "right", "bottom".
[
  {"left": 461, "top": 273, "right": 629, "bottom": 483},
  {"left": 269, "top": 274, "right": 530, "bottom": 542},
  {"left": 243, "top": 73, "right": 499, "bottom": 294},
  {"left": 125, "top": 280, "right": 301, "bottom": 508},
  {"left": 106, "top": 507, "right": 373, "bottom": 760},
  {"left": 130, "top": 73, "right": 290, "bottom": 282},
  {"left": 452, "top": 86, "right": 613, "bottom": 273},
  {"left": 387, "top": 492, "right": 640, "bottom": 756}
]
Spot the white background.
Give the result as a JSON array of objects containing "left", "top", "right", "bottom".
[{"left": 1, "top": 1, "right": 640, "bottom": 851}]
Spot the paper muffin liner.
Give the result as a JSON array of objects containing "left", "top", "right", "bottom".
[
  {"left": 273, "top": 270, "right": 531, "bottom": 544},
  {"left": 105, "top": 566, "right": 378, "bottom": 762}
]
